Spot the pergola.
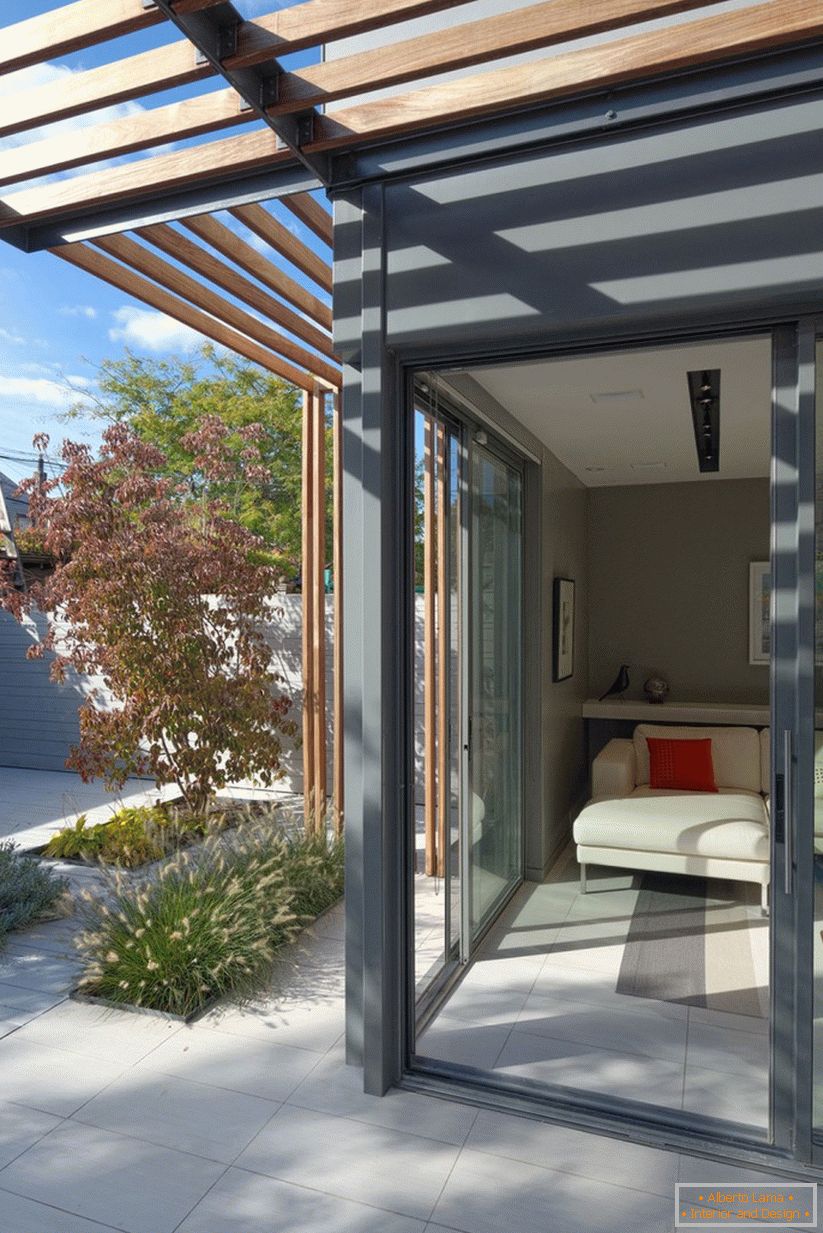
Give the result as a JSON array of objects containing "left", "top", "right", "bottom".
[{"left": 0, "top": 0, "right": 820, "bottom": 838}]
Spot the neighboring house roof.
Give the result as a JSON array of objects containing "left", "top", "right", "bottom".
[
  {"left": 0, "top": 470, "right": 29, "bottom": 534},
  {"left": 0, "top": 472, "right": 20, "bottom": 559}
]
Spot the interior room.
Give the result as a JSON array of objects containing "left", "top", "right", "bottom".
[{"left": 411, "top": 335, "right": 774, "bottom": 1134}]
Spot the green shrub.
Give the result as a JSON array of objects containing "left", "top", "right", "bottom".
[
  {"left": 281, "top": 831, "right": 344, "bottom": 920},
  {"left": 0, "top": 841, "right": 69, "bottom": 947},
  {"left": 43, "top": 804, "right": 208, "bottom": 868},
  {"left": 75, "top": 830, "right": 297, "bottom": 1017}
]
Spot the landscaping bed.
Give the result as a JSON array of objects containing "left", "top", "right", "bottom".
[
  {"left": 0, "top": 840, "right": 71, "bottom": 953},
  {"left": 68, "top": 815, "right": 344, "bottom": 1020},
  {"left": 28, "top": 798, "right": 281, "bottom": 870}
]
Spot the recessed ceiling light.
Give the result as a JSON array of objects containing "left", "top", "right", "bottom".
[
  {"left": 584, "top": 465, "right": 607, "bottom": 473},
  {"left": 590, "top": 389, "right": 645, "bottom": 404}
]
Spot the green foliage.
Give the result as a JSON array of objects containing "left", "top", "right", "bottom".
[
  {"left": 0, "top": 841, "right": 69, "bottom": 947},
  {"left": 13, "top": 525, "right": 51, "bottom": 559},
  {"left": 75, "top": 829, "right": 298, "bottom": 1017},
  {"left": 73, "top": 346, "right": 332, "bottom": 576},
  {"left": 43, "top": 805, "right": 206, "bottom": 869},
  {"left": 281, "top": 830, "right": 344, "bottom": 920},
  {"left": 75, "top": 818, "right": 344, "bottom": 1016}
]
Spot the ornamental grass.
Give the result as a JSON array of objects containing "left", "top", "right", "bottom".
[
  {"left": 75, "top": 827, "right": 297, "bottom": 1018},
  {"left": 74, "top": 814, "right": 344, "bottom": 1017}
]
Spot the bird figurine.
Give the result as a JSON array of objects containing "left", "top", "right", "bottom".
[{"left": 599, "top": 664, "right": 630, "bottom": 701}]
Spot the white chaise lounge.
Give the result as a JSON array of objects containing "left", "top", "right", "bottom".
[{"left": 573, "top": 724, "right": 771, "bottom": 911}]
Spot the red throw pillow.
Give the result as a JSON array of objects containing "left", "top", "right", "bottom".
[{"left": 647, "top": 737, "right": 718, "bottom": 792}]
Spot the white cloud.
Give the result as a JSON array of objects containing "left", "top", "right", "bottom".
[
  {"left": 59, "top": 305, "right": 97, "bottom": 320},
  {"left": 108, "top": 306, "right": 201, "bottom": 353},
  {"left": 0, "top": 374, "right": 91, "bottom": 410},
  {"left": 0, "top": 326, "right": 27, "bottom": 345}
]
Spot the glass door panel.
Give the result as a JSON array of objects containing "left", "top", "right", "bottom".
[
  {"left": 413, "top": 401, "right": 463, "bottom": 1010},
  {"left": 467, "top": 443, "right": 523, "bottom": 942}
]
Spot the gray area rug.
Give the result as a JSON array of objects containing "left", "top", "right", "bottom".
[{"left": 616, "top": 872, "right": 766, "bottom": 1019}]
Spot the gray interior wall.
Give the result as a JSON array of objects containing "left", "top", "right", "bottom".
[{"left": 587, "top": 478, "right": 770, "bottom": 704}]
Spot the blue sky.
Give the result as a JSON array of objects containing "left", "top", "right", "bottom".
[{"left": 0, "top": 0, "right": 326, "bottom": 487}]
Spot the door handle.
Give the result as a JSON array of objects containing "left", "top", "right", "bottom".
[{"left": 783, "top": 728, "right": 794, "bottom": 897}]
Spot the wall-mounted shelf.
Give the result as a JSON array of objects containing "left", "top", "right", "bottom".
[{"left": 582, "top": 699, "right": 770, "bottom": 726}]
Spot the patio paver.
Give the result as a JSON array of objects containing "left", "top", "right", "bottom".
[{"left": 0, "top": 770, "right": 814, "bottom": 1233}]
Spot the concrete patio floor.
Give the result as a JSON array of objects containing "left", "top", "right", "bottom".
[
  {"left": 2, "top": 910, "right": 821, "bottom": 1232},
  {"left": 0, "top": 770, "right": 820, "bottom": 1231},
  {"left": 0, "top": 766, "right": 299, "bottom": 852}
]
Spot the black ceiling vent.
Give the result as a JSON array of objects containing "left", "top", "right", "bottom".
[{"left": 687, "top": 369, "right": 721, "bottom": 473}]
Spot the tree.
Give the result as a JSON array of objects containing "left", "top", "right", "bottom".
[
  {"left": 0, "top": 423, "right": 297, "bottom": 816},
  {"left": 73, "top": 346, "right": 332, "bottom": 577}
]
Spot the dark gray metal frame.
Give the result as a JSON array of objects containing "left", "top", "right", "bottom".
[{"left": 340, "top": 203, "right": 822, "bottom": 1164}]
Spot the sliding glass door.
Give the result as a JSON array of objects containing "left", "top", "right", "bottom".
[
  {"left": 465, "top": 440, "right": 524, "bottom": 946},
  {"left": 412, "top": 390, "right": 524, "bottom": 1019}
]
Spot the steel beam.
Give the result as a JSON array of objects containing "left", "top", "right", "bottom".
[
  {"left": 150, "top": 0, "right": 330, "bottom": 186},
  {"left": 2, "top": 163, "right": 321, "bottom": 253}
]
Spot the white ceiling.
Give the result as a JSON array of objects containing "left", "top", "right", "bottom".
[{"left": 469, "top": 336, "right": 772, "bottom": 487}]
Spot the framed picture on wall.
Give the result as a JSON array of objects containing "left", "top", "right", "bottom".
[
  {"left": 553, "top": 577, "right": 575, "bottom": 682},
  {"left": 748, "top": 562, "right": 770, "bottom": 665}
]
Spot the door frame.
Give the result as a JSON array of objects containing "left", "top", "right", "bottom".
[{"left": 397, "top": 318, "right": 820, "bottom": 1175}]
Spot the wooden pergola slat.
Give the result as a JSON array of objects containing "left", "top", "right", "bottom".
[
  {"left": 0, "top": 0, "right": 224, "bottom": 74},
  {"left": 435, "top": 422, "right": 448, "bottom": 880},
  {"left": 0, "top": 131, "right": 292, "bottom": 229},
  {"left": 283, "top": 194, "right": 333, "bottom": 248},
  {"left": 0, "top": 0, "right": 473, "bottom": 142},
  {"left": 93, "top": 232, "right": 340, "bottom": 387},
  {"left": 310, "top": 0, "right": 823, "bottom": 149},
  {"left": 136, "top": 222, "right": 337, "bottom": 359},
  {"left": 423, "top": 416, "right": 436, "bottom": 878},
  {"left": 231, "top": 204, "right": 333, "bottom": 294},
  {"left": 229, "top": 0, "right": 475, "bottom": 64},
  {"left": 311, "top": 388, "right": 328, "bottom": 828},
  {"left": 271, "top": 0, "right": 731, "bottom": 114},
  {"left": 0, "top": 0, "right": 162, "bottom": 75},
  {"left": 182, "top": 214, "right": 332, "bottom": 332},
  {"left": 0, "top": 41, "right": 211, "bottom": 141},
  {"left": 0, "top": 89, "right": 248, "bottom": 190},
  {"left": 332, "top": 391, "right": 344, "bottom": 833},
  {"left": 301, "top": 389, "right": 317, "bottom": 829},
  {"left": 53, "top": 243, "right": 318, "bottom": 390}
]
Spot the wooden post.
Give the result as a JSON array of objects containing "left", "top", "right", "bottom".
[
  {"left": 435, "top": 422, "right": 448, "bottom": 879},
  {"left": 423, "top": 416, "right": 436, "bottom": 876},
  {"left": 311, "top": 387, "right": 328, "bottom": 829},
  {"left": 332, "top": 390, "right": 344, "bottom": 833},
  {"left": 301, "top": 388, "right": 316, "bottom": 832}
]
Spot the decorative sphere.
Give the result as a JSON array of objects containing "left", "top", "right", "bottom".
[{"left": 644, "top": 676, "right": 669, "bottom": 704}]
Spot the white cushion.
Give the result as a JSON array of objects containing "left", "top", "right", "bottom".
[
  {"left": 573, "top": 790, "right": 769, "bottom": 863},
  {"left": 633, "top": 724, "right": 761, "bottom": 794}
]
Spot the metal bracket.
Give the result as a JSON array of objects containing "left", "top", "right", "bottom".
[
  {"left": 296, "top": 113, "right": 316, "bottom": 148},
  {"left": 149, "top": 0, "right": 331, "bottom": 186},
  {"left": 141, "top": 0, "right": 157, "bottom": 10},
  {"left": 216, "top": 21, "right": 239, "bottom": 63}
]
